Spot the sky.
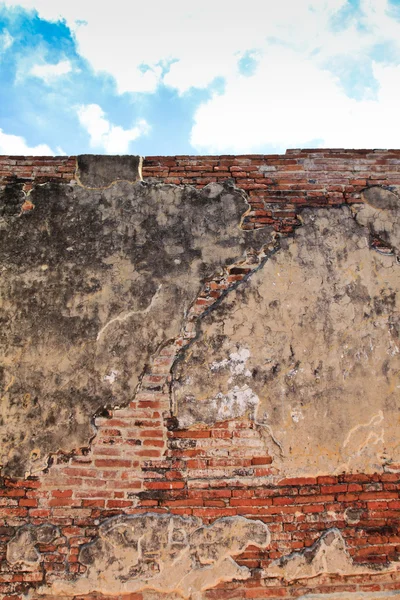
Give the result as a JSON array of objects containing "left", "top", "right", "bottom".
[{"left": 0, "top": 0, "right": 400, "bottom": 156}]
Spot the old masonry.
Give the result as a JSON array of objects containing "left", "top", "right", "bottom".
[{"left": 1, "top": 150, "right": 400, "bottom": 600}]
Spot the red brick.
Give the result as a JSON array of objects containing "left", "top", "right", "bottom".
[
  {"left": 94, "top": 459, "right": 131, "bottom": 468},
  {"left": 230, "top": 498, "right": 272, "bottom": 507},
  {"left": 246, "top": 588, "right": 287, "bottom": 598},
  {"left": 19, "top": 499, "right": 38, "bottom": 507},
  {"left": 145, "top": 481, "right": 185, "bottom": 490},
  {"left": 320, "top": 484, "right": 348, "bottom": 494},
  {"left": 81, "top": 499, "right": 105, "bottom": 508},
  {"left": 278, "top": 477, "right": 318, "bottom": 486},
  {"left": 51, "top": 490, "right": 73, "bottom": 498},
  {"left": 172, "top": 430, "right": 211, "bottom": 438},
  {"left": 251, "top": 457, "right": 273, "bottom": 465}
]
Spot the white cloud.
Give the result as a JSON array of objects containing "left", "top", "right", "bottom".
[
  {"left": 0, "top": 128, "right": 54, "bottom": 154},
  {"left": 4, "top": 1, "right": 399, "bottom": 93},
  {"left": 30, "top": 59, "right": 72, "bottom": 82},
  {"left": 3, "top": 0, "right": 400, "bottom": 151},
  {"left": 14, "top": 46, "right": 73, "bottom": 85},
  {"left": 0, "top": 29, "right": 13, "bottom": 52},
  {"left": 77, "top": 104, "right": 149, "bottom": 153},
  {"left": 1, "top": 0, "right": 353, "bottom": 94},
  {"left": 190, "top": 49, "right": 400, "bottom": 153}
]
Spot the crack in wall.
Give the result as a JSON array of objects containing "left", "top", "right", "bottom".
[{"left": 96, "top": 284, "right": 163, "bottom": 342}]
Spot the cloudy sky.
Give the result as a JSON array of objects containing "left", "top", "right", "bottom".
[{"left": 0, "top": 0, "right": 399, "bottom": 156}]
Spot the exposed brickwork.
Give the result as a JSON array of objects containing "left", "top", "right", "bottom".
[
  {"left": 0, "top": 156, "right": 76, "bottom": 190},
  {"left": 2, "top": 149, "right": 400, "bottom": 231},
  {"left": 142, "top": 150, "right": 400, "bottom": 233},
  {"left": 1, "top": 150, "right": 400, "bottom": 599},
  {"left": 1, "top": 469, "right": 400, "bottom": 598}
]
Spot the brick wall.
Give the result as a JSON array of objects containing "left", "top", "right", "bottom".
[
  {"left": 1, "top": 150, "right": 400, "bottom": 600},
  {"left": 3, "top": 149, "right": 400, "bottom": 230}
]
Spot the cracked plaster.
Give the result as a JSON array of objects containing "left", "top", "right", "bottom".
[
  {"left": 173, "top": 205, "right": 400, "bottom": 475},
  {"left": 0, "top": 178, "right": 270, "bottom": 477},
  {"left": 33, "top": 513, "right": 270, "bottom": 599},
  {"left": 264, "top": 529, "right": 396, "bottom": 581}
]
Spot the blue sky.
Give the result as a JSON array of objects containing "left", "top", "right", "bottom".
[{"left": 0, "top": 0, "right": 400, "bottom": 156}]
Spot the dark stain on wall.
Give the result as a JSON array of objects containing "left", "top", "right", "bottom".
[{"left": 0, "top": 176, "right": 268, "bottom": 477}]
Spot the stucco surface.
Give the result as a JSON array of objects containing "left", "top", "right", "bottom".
[
  {"left": 34, "top": 513, "right": 270, "bottom": 599},
  {"left": 173, "top": 206, "right": 400, "bottom": 475},
  {"left": 0, "top": 179, "right": 268, "bottom": 476}
]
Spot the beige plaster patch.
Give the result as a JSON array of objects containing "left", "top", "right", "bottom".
[
  {"left": 264, "top": 529, "right": 396, "bottom": 582},
  {"left": 173, "top": 206, "right": 400, "bottom": 475},
  {"left": 35, "top": 513, "right": 270, "bottom": 600}
]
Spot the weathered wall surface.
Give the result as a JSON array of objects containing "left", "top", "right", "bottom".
[
  {"left": 174, "top": 204, "right": 400, "bottom": 476},
  {"left": 1, "top": 173, "right": 267, "bottom": 478},
  {"left": 0, "top": 151, "right": 399, "bottom": 600}
]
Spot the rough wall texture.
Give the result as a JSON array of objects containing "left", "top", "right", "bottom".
[
  {"left": 174, "top": 205, "right": 400, "bottom": 476},
  {"left": 1, "top": 175, "right": 266, "bottom": 478},
  {"left": 0, "top": 151, "right": 400, "bottom": 600}
]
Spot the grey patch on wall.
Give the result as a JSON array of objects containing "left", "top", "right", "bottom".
[
  {"left": 7, "top": 524, "right": 60, "bottom": 569},
  {"left": 344, "top": 507, "right": 363, "bottom": 524},
  {"left": 37, "top": 513, "right": 270, "bottom": 599},
  {"left": 353, "top": 186, "right": 400, "bottom": 255},
  {"left": 76, "top": 154, "right": 142, "bottom": 188},
  {"left": 264, "top": 529, "right": 395, "bottom": 582},
  {"left": 173, "top": 206, "right": 400, "bottom": 475},
  {"left": 0, "top": 179, "right": 272, "bottom": 477}
]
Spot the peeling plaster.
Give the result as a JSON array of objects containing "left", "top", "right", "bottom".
[
  {"left": 353, "top": 186, "right": 400, "bottom": 257},
  {"left": 264, "top": 529, "right": 396, "bottom": 582},
  {"left": 35, "top": 513, "right": 270, "bottom": 600},
  {"left": 173, "top": 205, "right": 400, "bottom": 475},
  {"left": 7, "top": 524, "right": 61, "bottom": 570},
  {"left": 177, "top": 384, "right": 260, "bottom": 429}
]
